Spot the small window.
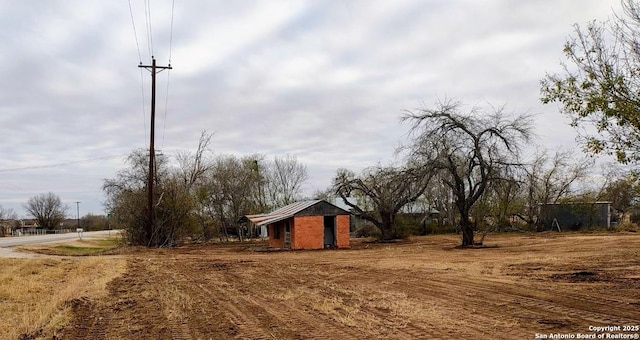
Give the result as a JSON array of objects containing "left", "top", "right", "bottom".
[
  {"left": 285, "top": 220, "right": 290, "bottom": 233},
  {"left": 273, "top": 224, "right": 280, "bottom": 239}
]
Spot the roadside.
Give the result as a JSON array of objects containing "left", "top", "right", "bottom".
[
  {"left": 0, "top": 246, "right": 43, "bottom": 258},
  {"left": 0, "top": 230, "right": 120, "bottom": 258}
]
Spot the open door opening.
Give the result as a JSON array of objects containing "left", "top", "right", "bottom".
[
  {"left": 323, "top": 216, "right": 336, "bottom": 248},
  {"left": 284, "top": 220, "right": 291, "bottom": 249}
]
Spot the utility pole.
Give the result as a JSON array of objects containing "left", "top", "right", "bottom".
[
  {"left": 138, "top": 57, "right": 172, "bottom": 244},
  {"left": 74, "top": 201, "right": 81, "bottom": 230}
]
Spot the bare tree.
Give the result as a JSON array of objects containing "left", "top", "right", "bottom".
[
  {"left": 421, "top": 172, "right": 457, "bottom": 227},
  {"left": 0, "top": 205, "right": 16, "bottom": 221},
  {"left": 265, "top": 155, "right": 309, "bottom": 207},
  {"left": 333, "top": 164, "right": 432, "bottom": 240},
  {"left": 311, "top": 187, "right": 336, "bottom": 202},
  {"left": 0, "top": 205, "right": 17, "bottom": 236},
  {"left": 472, "top": 167, "right": 523, "bottom": 233},
  {"left": 104, "top": 149, "right": 168, "bottom": 245},
  {"left": 517, "top": 149, "right": 592, "bottom": 229},
  {"left": 601, "top": 171, "right": 640, "bottom": 222},
  {"left": 199, "top": 154, "right": 264, "bottom": 241},
  {"left": 175, "top": 130, "right": 214, "bottom": 192},
  {"left": 403, "top": 99, "right": 533, "bottom": 246},
  {"left": 23, "top": 193, "right": 68, "bottom": 230}
]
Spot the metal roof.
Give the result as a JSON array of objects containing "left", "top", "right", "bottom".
[{"left": 243, "top": 200, "right": 323, "bottom": 226}]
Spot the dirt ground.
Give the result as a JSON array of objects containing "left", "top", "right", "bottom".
[{"left": 56, "top": 233, "right": 640, "bottom": 339}]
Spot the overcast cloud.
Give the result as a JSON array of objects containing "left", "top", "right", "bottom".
[{"left": 0, "top": 1, "right": 621, "bottom": 217}]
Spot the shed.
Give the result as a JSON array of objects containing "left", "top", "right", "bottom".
[
  {"left": 241, "top": 200, "right": 350, "bottom": 250},
  {"left": 539, "top": 202, "right": 612, "bottom": 231}
]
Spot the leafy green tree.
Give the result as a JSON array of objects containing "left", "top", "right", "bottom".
[{"left": 541, "top": 0, "right": 640, "bottom": 163}]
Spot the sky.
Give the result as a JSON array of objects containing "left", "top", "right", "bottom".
[{"left": 0, "top": 0, "right": 623, "bottom": 218}]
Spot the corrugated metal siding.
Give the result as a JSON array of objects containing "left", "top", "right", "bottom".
[{"left": 244, "top": 200, "right": 323, "bottom": 226}]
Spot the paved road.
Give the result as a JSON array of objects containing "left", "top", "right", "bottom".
[{"left": 0, "top": 230, "right": 119, "bottom": 258}]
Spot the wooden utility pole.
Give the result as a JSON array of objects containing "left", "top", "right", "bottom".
[
  {"left": 138, "top": 57, "right": 172, "bottom": 245},
  {"left": 74, "top": 201, "right": 81, "bottom": 230}
]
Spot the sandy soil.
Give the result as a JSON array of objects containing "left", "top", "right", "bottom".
[{"left": 57, "top": 233, "right": 640, "bottom": 339}]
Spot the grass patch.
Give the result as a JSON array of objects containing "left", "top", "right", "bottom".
[
  {"left": 18, "top": 237, "right": 124, "bottom": 256},
  {"left": 0, "top": 257, "right": 126, "bottom": 339}
]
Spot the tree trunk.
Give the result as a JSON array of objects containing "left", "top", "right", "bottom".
[
  {"left": 460, "top": 210, "right": 474, "bottom": 246},
  {"left": 379, "top": 213, "right": 397, "bottom": 240}
]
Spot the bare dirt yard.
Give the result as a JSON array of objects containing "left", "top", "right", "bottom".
[{"left": 27, "top": 233, "right": 640, "bottom": 339}]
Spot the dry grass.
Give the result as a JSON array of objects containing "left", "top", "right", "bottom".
[
  {"left": 0, "top": 256, "right": 126, "bottom": 339},
  {"left": 16, "top": 237, "right": 124, "bottom": 256}
]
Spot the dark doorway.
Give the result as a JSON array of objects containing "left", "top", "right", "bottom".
[
  {"left": 284, "top": 220, "right": 291, "bottom": 249},
  {"left": 323, "top": 216, "right": 336, "bottom": 248}
]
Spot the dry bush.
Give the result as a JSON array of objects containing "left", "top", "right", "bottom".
[{"left": 613, "top": 221, "right": 639, "bottom": 232}]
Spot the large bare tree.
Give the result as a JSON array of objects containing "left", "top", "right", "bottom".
[
  {"left": 23, "top": 192, "right": 68, "bottom": 230},
  {"left": 333, "top": 164, "right": 432, "bottom": 240},
  {"left": 403, "top": 100, "right": 533, "bottom": 246}
]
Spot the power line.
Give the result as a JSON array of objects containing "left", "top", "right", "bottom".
[
  {"left": 127, "top": 0, "right": 142, "bottom": 63},
  {"left": 0, "top": 155, "right": 127, "bottom": 173},
  {"left": 161, "top": 69, "right": 171, "bottom": 150},
  {"left": 162, "top": 0, "right": 175, "bottom": 150},
  {"left": 144, "top": 0, "right": 154, "bottom": 60},
  {"left": 139, "top": 68, "right": 148, "bottom": 145},
  {"left": 169, "top": 0, "right": 175, "bottom": 63}
]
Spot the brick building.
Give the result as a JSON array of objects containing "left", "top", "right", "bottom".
[{"left": 242, "top": 200, "right": 350, "bottom": 250}]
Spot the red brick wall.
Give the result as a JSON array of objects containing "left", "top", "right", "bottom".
[
  {"left": 269, "top": 214, "right": 351, "bottom": 250},
  {"left": 268, "top": 223, "right": 284, "bottom": 248},
  {"left": 336, "top": 215, "right": 350, "bottom": 248},
  {"left": 292, "top": 216, "right": 324, "bottom": 250}
]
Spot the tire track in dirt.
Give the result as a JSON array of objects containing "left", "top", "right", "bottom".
[
  {"left": 199, "top": 259, "right": 367, "bottom": 339},
  {"left": 160, "top": 259, "right": 279, "bottom": 339},
  {"left": 244, "top": 267, "right": 373, "bottom": 338},
  {"left": 457, "top": 276, "right": 638, "bottom": 324},
  {"left": 324, "top": 267, "right": 552, "bottom": 338},
  {"left": 298, "top": 264, "right": 513, "bottom": 338},
  {"left": 88, "top": 312, "right": 111, "bottom": 340},
  {"left": 426, "top": 275, "right": 640, "bottom": 329},
  {"left": 167, "top": 316, "right": 193, "bottom": 340},
  {"left": 194, "top": 282, "right": 281, "bottom": 339},
  {"left": 63, "top": 298, "right": 115, "bottom": 339},
  {"left": 229, "top": 261, "right": 440, "bottom": 339}
]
